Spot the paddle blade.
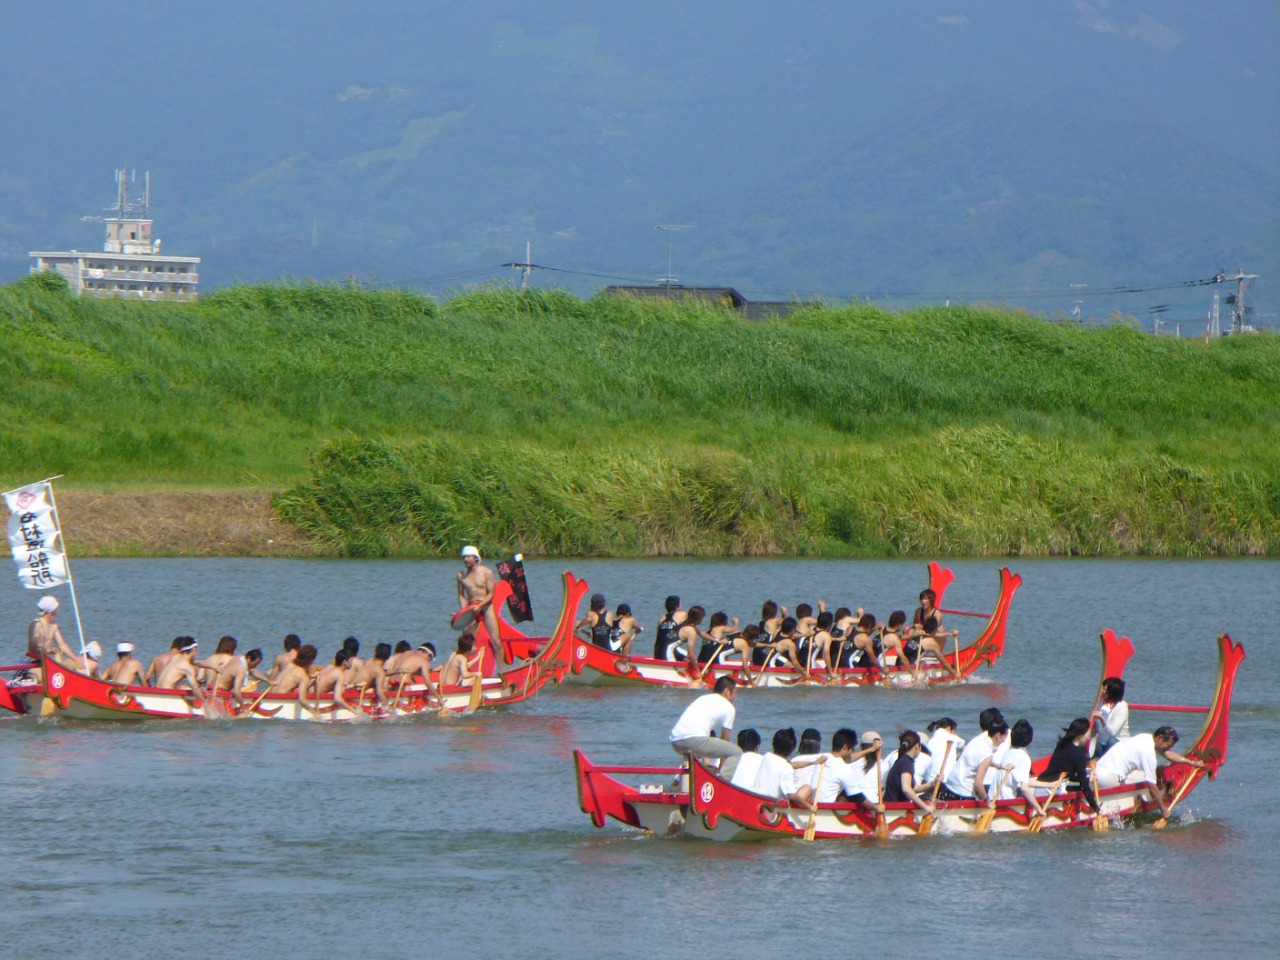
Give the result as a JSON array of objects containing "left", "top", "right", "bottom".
[
  {"left": 468, "top": 675, "right": 484, "bottom": 712},
  {"left": 1092, "top": 815, "right": 1110, "bottom": 832},
  {"left": 874, "top": 814, "right": 889, "bottom": 839},
  {"left": 1025, "top": 815, "right": 1043, "bottom": 833},
  {"left": 974, "top": 809, "right": 996, "bottom": 834},
  {"left": 803, "top": 817, "right": 817, "bottom": 842},
  {"left": 916, "top": 814, "right": 934, "bottom": 836}
]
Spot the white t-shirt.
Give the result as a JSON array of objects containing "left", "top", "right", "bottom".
[
  {"left": 945, "top": 732, "right": 993, "bottom": 798},
  {"left": 752, "top": 752, "right": 800, "bottom": 800},
  {"left": 789, "top": 753, "right": 819, "bottom": 791},
  {"left": 922, "top": 729, "right": 964, "bottom": 783},
  {"left": 985, "top": 746, "right": 1032, "bottom": 799},
  {"left": 1096, "top": 732, "right": 1159, "bottom": 784},
  {"left": 730, "top": 751, "right": 765, "bottom": 789},
  {"left": 669, "top": 693, "right": 735, "bottom": 742},
  {"left": 814, "top": 755, "right": 864, "bottom": 803}
]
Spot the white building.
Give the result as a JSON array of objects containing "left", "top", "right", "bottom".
[{"left": 29, "top": 171, "right": 200, "bottom": 300}]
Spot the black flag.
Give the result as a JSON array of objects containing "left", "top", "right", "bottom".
[{"left": 496, "top": 554, "right": 534, "bottom": 623}]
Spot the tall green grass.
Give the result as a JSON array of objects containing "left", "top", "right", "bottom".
[{"left": 2, "top": 276, "right": 1277, "bottom": 555}]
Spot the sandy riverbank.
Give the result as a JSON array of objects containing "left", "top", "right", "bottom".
[{"left": 56, "top": 491, "right": 322, "bottom": 557}]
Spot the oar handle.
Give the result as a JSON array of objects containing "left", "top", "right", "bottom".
[{"left": 928, "top": 741, "right": 953, "bottom": 806}]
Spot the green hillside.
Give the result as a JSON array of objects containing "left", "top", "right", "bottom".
[{"left": 1, "top": 275, "right": 1277, "bottom": 557}]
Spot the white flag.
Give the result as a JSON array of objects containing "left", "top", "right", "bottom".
[{"left": 4, "top": 482, "right": 70, "bottom": 589}]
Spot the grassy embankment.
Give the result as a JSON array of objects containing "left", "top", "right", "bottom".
[{"left": 1, "top": 275, "right": 1277, "bottom": 557}]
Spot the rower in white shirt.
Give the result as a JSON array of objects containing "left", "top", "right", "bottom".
[
  {"left": 1094, "top": 725, "right": 1208, "bottom": 819},
  {"left": 729, "top": 728, "right": 765, "bottom": 788},
  {"left": 751, "top": 727, "right": 820, "bottom": 808},
  {"left": 945, "top": 716, "right": 1009, "bottom": 802},
  {"left": 919, "top": 717, "right": 965, "bottom": 789},
  {"left": 982, "top": 719, "right": 1051, "bottom": 817},
  {"left": 813, "top": 728, "right": 877, "bottom": 804}
]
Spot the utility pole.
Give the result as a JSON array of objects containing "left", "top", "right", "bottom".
[
  {"left": 654, "top": 224, "right": 692, "bottom": 292},
  {"left": 1070, "top": 283, "right": 1087, "bottom": 327},
  {"left": 1223, "top": 268, "right": 1258, "bottom": 334},
  {"left": 505, "top": 241, "right": 534, "bottom": 289}
]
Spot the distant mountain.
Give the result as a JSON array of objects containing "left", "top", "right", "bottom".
[
  {"left": 672, "top": 87, "right": 1279, "bottom": 320},
  {"left": 0, "top": 1, "right": 1274, "bottom": 323}
]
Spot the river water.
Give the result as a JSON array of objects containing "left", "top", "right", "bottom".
[{"left": 1, "top": 558, "right": 1275, "bottom": 959}]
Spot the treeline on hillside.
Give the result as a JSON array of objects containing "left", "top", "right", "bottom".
[{"left": 2, "top": 277, "right": 1278, "bottom": 556}]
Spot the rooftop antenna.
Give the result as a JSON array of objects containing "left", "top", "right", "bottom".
[{"left": 654, "top": 224, "right": 692, "bottom": 292}]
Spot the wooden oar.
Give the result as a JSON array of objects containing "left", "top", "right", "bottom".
[
  {"left": 237, "top": 682, "right": 274, "bottom": 719},
  {"left": 467, "top": 674, "right": 484, "bottom": 713},
  {"left": 1152, "top": 771, "right": 1200, "bottom": 829},
  {"left": 916, "top": 741, "right": 953, "bottom": 836},
  {"left": 1025, "top": 775, "right": 1066, "bottom": 833},
  {"left": 1089, "top": 761, "right": 1109, "bottom": 831},
  {"left": 694, "top": 640, "right": 728, "bottom": 686},
  {"left": 387, "top": 672, "right": 409, "bottom": 718},
  {"left": 873, "top": 751, "right": 889, "bottom": 839},
  {"left": 803, "top": 763, "right": 825, "bottom": 842},
  {"left": 974, "top": 768, "right": 1012, "bottom": 834}
]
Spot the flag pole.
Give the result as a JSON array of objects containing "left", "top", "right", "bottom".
[{"left": 42, "top": 480, "right": 87, "bottom": 660}]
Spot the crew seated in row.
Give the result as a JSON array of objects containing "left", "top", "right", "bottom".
[
  {"left": 644, "top": 591, "right": 963, "bottom": 678},
  {"left": 576, "top": 593, "right": 642, "bottom": 658}
]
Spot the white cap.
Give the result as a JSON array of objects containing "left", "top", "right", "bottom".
[
  {"left": 37, "top": 596, "right": 59, "bottom": 614},
  {"left": 116, "top": 642, "right": 135, "bottom": 654},
  {"left": 84, "top": 641, "right": 102, "bottom": 660},
  {"left": 461, "top": 545, "right": 480, "bottom": 560}
]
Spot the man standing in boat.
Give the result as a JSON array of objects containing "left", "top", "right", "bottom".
[{"left": 457, "top": 545, "right": 502, "bottom": 673}]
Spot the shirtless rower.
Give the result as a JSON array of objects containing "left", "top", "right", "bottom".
[
  {"left": 441, "top": 635, "right": 484, "bottom": 689},
  {"left": 391, "top": 643, "right": 439, "bottom": 700},
  {"left": 351, "top": 642, "right": 393, "bottom": 710},
  {"left": 26, "top": 596, "right": 77, "bottom": 676},
  {"left": 384, "top": 640, "right": 412, "bottom": 674},
  {"left": 145, "top": 636, "right": 190, "bottom": 686},
  {"left": 239, "top": 649, "right": 267, "bottom": 694},
  {"left": 268, "top": 634, "right": 302, "bottom": 681},
  {"left": 270, "top": 643, "right": 317, "bottom": 696},
  {"left": 100, "top": 642, "right": 146, "bottom": 686},
  {"left": 156, "top": 639, "right": 209, "bottom": 705},
  {"left": 313, "top": 650, "right": 357, "bottom": 718},
  {"left": 457, "top": 545, "right": 502, "bottom": 672},
  {"left": 341, "top": 636, "right": 365, "bottom": 674},
  {"left": 209, "top": 638, "right": 266, "bottom": 709},
  {"left": 202, "top": 636, "right": 240, "bottom": 689},
  {"left": 80, "top": 641, "right": 103, "bottom": 678}
]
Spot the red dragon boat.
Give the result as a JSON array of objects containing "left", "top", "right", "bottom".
[
  {"left": 527, "top": 563, "right": 1019, "bottom": 688},
  {"left": 0, "top": 573, "right": 588, "bottom": 722},
  {"left": 574, "top": 628, "right": 1242, "bottom": 840}
]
